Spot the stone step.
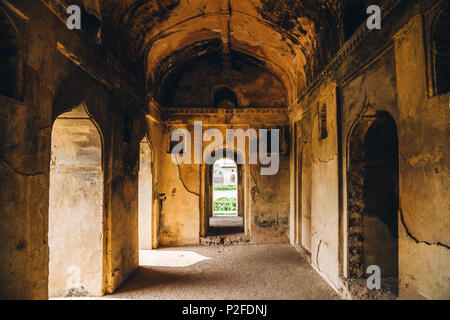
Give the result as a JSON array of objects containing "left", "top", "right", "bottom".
[{"left": 200, "top": 233, "right": 250, "bottom": 246}]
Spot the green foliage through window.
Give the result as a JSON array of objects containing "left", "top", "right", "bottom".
[{"left": 214, "top": 197, "right": 237, "bottom": 214}]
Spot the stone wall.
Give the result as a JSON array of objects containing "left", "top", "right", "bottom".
[
  {"left": 291, "top": 0, "right": 450, "bottom": 299},
  {"left": 0, "top": 0, "right": 146, "bottom": 299},
  {"left": 157, "top": 121, "right": 291, "bottom": 246}
]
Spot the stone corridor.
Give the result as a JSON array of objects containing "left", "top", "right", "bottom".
[{"left": 1, "top": 0, "right": 449, "bottom": 300}]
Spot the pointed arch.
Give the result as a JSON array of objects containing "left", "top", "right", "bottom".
[
  {"left": 347, "top": 111, "right": 399, "bottom": 294},
  {"left": 48, "top": 102, "right": 105, "bottom": 297}
]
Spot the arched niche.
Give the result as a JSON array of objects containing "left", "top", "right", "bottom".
[
  {"left": 347, "top": 111, "right": 399, "bottom": 294},
  {"left": 138, "top": 136, "right": 153, "bottom": 250},
  {"left": 48, "top": 102, "right": 104, "bottom": 297},
  {"left": 214, "top": 86, "right": 238, "bottom": 108}
]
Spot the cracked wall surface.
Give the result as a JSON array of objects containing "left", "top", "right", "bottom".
[
  {"left": 0, "top": 0, "right": 449, "bottom": 301},
  {"left": 157, "top": 124, "right": 290, "bottom": 246},
  {"left": 393, "top": 13, "right": 449, "bottom": 299},
  {"left": 290, "top": 1, "right": 449, "bottom": 300},
  {"left": 0, "top": 0, "right": 148, "bottom": 299}
]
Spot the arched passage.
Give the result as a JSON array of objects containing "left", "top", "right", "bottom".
[
  {"left": 203, "top": 149, "right": 245, "bottom": 237},
  {"left": 347, "top": 112, "right": 399, "bottom": 293},
  {"left": 138, "top": 136, "right": 153, "bottom": 250},
  {"left": 48, "top": 102, "right": 104, "bottom": 297}
]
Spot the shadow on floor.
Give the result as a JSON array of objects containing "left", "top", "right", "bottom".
[{"left": 206, "top": 226, "right": 244, "bottom": 236}]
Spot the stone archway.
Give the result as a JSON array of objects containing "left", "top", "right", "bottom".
[
  {"left": 202, "top": 149, "right": 245, "bottom": 237},
  {"left": 138, "top": 136, "right": 153, "bottom": 250},
  {"left": 347, "top": 111, "right": 399, "bottom": 293},
  {"left": 48, "top": 102, "right": 104, "bottom": 297}
]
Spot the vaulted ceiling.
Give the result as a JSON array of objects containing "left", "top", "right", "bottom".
[{"left": 93, "top": 0, "right": 350, "bottom": 106}]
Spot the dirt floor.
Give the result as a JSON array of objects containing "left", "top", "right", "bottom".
[{"left": 105, "top": 244, "right": 340, "bottom": 300}]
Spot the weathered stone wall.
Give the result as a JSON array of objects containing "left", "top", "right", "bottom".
[
  {"left": 250, "top": 154, "right": 290, "bottom": 244},
  {"left": 1, "top": 0, "right": 448, "bottom": 301},
  {"left": 166, "top": 55, "right": 287, "bottom": 108},
  {"left": 157, "top": 122, "right": 290, "bottom": 246},
  {"left": 291, "top": 0, "right": 449, "bottom": 299},
  {"left": 393, "top": 12, "right": 449, "bottom": 300},
  {"left": 159, "top": 136, "right": 201, "bottom": 246},
  {"left": 292, "top": 79, "right": 341, "bottom": 291},
  {"left": 0, "top": 0, "right": 146, "bottom": 299}
]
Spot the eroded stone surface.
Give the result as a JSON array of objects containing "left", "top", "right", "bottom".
[{"left": 0, "top": 0, "right": 448, "bottom": 301}]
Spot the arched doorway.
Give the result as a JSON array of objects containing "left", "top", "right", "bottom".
[
  {"left": 48, "top": 102, "right": 104, "bottom": 297},
  {"left": 138, "top": 136, "right": 153, "bottom": 250},
  {"left": 347, "top": 111, "right": 399, "bottom": 293},
  {"left": 203, "top": 149, "right": 245, "bottom": 237},
  {"left": 213, "top": 158, "right": 238, "bottom": 216}
]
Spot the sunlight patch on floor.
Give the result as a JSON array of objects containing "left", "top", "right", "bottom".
[{"left": 139, "top": 250, "right": 211, "bottom": 267}]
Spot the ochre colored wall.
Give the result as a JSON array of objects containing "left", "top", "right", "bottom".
[
  {"left": 157, "top": 124, "right": 291, "bottom": 246},
  {"left": 394, "top": 14, "right": 449, "bottom": 300},
  {"left": 0, "top": 1, "right": 147, "bottom": 299},
  {"left": 168, "top": 57, "right": 286, "bottom": 108},
  {"left": 291, "top": 4, "right": 449, "bottom": 299}
]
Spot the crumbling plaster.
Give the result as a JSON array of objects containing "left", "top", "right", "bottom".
[
  {"left": 1, "top": 0, "right": 448, "bottom": 301},
  {"left": 290, "top": 1, "right": 449, "bottom": 299},
  {"left": 0, "top": 0, "right": 148, "bottom": 299},
  {"left": 157, "top": 121, "right": 290, "bottom": 246}
]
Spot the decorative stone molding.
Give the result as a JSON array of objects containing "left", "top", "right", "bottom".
[{"left": 163, "top": 107, "right": 289, "bottom": 115}]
